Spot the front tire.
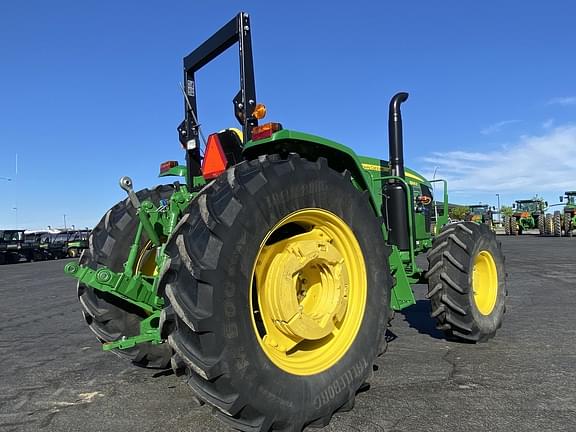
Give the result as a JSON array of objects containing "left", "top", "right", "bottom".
[
  {"left": 426, "top": 222, "right": 507, "bottom": 342},
  {"left": 77, "top": 185, "right": 174, "bottom": 368},
  {"left": 161, "top": 155, "right": 391, "bottom": 431}
]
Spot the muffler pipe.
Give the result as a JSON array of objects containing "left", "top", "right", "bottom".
[
  {"left": 384, "top": 92, "right": 410, "bottom": 250},
  {"left": 388, "top": 92, "right": 409, "bottom": 178}
]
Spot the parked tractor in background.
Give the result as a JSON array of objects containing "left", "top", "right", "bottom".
[
  {"left": 64, "top": 13, "right": 507, "bottom": 431},
  {"left": 504, "top": 199, "right": 547, "bottom": 236},
  {"left": 558, "top": 191, "right": 576, "bottom": 237},
  {"left": 64, "top": 230, "right": 90, "bottom": 257},
  {"left": 466, "top": 204, "right": 494, "bottom": 229}
]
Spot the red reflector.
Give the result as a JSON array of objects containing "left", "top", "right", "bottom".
[
  {"left": 202, "top": 134, "right": 228, "bottom": 179},
  {"left": 251, "top": 122, "right": 283, "bottom": 141},
  {"left": 160, "top": 160, "right": 178, "bottom": 174}
]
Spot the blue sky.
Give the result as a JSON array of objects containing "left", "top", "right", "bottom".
[{"left": 1, "top": 1, "right": 575, "bottom": 229}]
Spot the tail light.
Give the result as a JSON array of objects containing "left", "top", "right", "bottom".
[
  {"left": 160, "top": 160, "right": 178, "bottom": 175},
  {"left": 251, "top": 122, "right": 283, "bottom": 141}
]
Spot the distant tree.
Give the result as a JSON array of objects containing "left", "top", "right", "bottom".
[
  {"left": 449, "top": 206, "right": 469, "bottom": 221},
  {"left": 500, "top": 205, "right": 514, "bottom": 217}
]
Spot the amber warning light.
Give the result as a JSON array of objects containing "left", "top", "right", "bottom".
[
  {"left": 251, "top": 122, "right": 283, "bottom": 141},
  {"left": 252, "top": 103, "right": 267, "bottom": 120}
]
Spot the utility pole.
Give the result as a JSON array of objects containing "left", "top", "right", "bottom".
[
  {"left": 496, "top": 193, "right": 501, "bottom": 224},
  {"left": 63, "top": 214, "right": 67, "bottom": 230}
]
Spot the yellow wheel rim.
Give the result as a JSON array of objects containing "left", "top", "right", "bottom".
[
  {"left": 250, "top": 208, "right": 367, "bottom": 376},
  {"left": 135, "top": 241, "right": 159, "bottom": 277},
  {"left": 472, "top": 250, "right": 498, "bottom": 315}
]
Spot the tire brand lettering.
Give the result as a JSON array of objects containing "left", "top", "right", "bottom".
[
  {"left": 313, "top": 357, "right": 368, "bottom": 409},
  {"left": 224, "top": 321, "right": 238, "bottom": 338},
  {"left": 222, "top": 280, "right": 238, "bottom": 339},
  {"left": 265, "top": 183, "right": 329, "bottom": 210},
  {"left": 259, "top": 386, "right": 294, "bottom": 409},
  {"left": 235, "top": 351, "right": 249, "bottom": 372},
  {"left": 224, "top": 300, "right": 236, "bottom": 317}
]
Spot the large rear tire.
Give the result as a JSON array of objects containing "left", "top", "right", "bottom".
[
  {"left": 160, "top": 155, "right": 391, "bottom": 431},
  {"left": 510, "top": 217, "right": 519, "bottom": 236},
  {"left": 538, "top": 214, "right": 545, "bottom": 236},
  {"left": 545, "top": 214, "right": 554, "bottom": 236},
  {"left": 553, "top": 211, "right": 562, "bottom": 237},
  {"left": 565, "top": 213, "right": 573, "bottom": 237},
  {"left": 77, "top": 185, "right": 174, "bottom": 368},
  {"left": 426, "top": 222, "right": 507, "bottom": 342}
]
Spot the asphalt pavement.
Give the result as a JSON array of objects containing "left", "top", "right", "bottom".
[{"left": 0, "top": 236, "right": 574, "bottom": 432}]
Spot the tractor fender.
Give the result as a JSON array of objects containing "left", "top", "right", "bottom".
[{"left": 242, "top": 129, "right": 380, "bottom": 215}]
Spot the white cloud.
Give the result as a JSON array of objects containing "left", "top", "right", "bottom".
[
  {"left": 420, "top": 125, "right": 576, "bottom": 194},
  {"left": 480, "top": 120, "right": 521, "bottom": 135},
  {"left": 547, "top": 96, "right": 576, "bottom": 106},
  {"left": 542, "top": 118, "right": 555, "bottom": 129}
]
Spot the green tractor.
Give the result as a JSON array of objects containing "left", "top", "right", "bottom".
[
  {"left": 466, "top": 204, "right": 494, "bottom": 229},
  {"left": 504, "top": 199, "right": 547, "bottom": 236},
  {"left": 558, "top": 191, "right": 576, "bottom": 237},
  {"left": 64, "top": 13, "right": 507, "bottom": 431},
  {"left": 64, "top": 230, "right": 90, "bottom": 258}
]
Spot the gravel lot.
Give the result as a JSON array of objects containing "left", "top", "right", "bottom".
[{"left": 1, "top": 236, "right": 574, "bottom": 432}]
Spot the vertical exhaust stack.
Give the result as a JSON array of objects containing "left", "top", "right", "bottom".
[
  {"left": 385, "top": 92, "right": 410, "bottom": 250},
  {"left": 388, "top": 92, "right": 409, "bottom": 178}
]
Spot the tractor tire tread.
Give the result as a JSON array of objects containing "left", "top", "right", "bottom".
[
  {"left": 160, "top": 155, "right": 391, "bottom": 431},
  {"left": 426, "top": 222, "right": 507, "bottom": 343}
]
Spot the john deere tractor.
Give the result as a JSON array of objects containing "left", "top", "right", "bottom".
[
  {"left": 65, "top": 13, "right": 507, "bottom": 431},
  {"left": 558, "top": 191, "right": 576, "bottom": 237},
  {"left": 466, "top": 204, "right": 494, "bottom": 229},
  {"left": 504, "top": 199, "right": 547, "bottom": 236}
]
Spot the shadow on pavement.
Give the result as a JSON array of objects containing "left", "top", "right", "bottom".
[{"left": 399, "top": 299, "right": 445, "bottom": 340}]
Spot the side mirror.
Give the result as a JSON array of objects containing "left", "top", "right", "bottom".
[
  {"left": 545, "top": 201, "right": 548, "bottom": 207},
  {"left": 512, "top": 203, "right": 516, "bottom": 209},
  {"left": 560, "top": 196, "right": 563, "bottom": 202}
]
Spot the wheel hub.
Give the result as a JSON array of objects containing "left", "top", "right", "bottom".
[
  {"left": 472, "top": 250, "right": 498, "bottom": 315},
  {"left": 261, "top": 239, "right": 349, "bottom": 346},
  {"left": 250, "top": 209, "right": 367, "bottom": 375}
]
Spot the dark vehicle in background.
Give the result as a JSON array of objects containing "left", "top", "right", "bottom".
[
  {"left": 24, "top": 232, "right": 52, "bottom": 261},
  {"left": 39, "top": 230, "right": 91, "bottom": 259},
  {"left": 0, "top": 229, "right": 92, "bottom": 264},
  {"left": 38, "top": 232, "right": 69, "bottom": 259},
  {"left": 0, "top": 230, "right": 30, "bottom": 264}
]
